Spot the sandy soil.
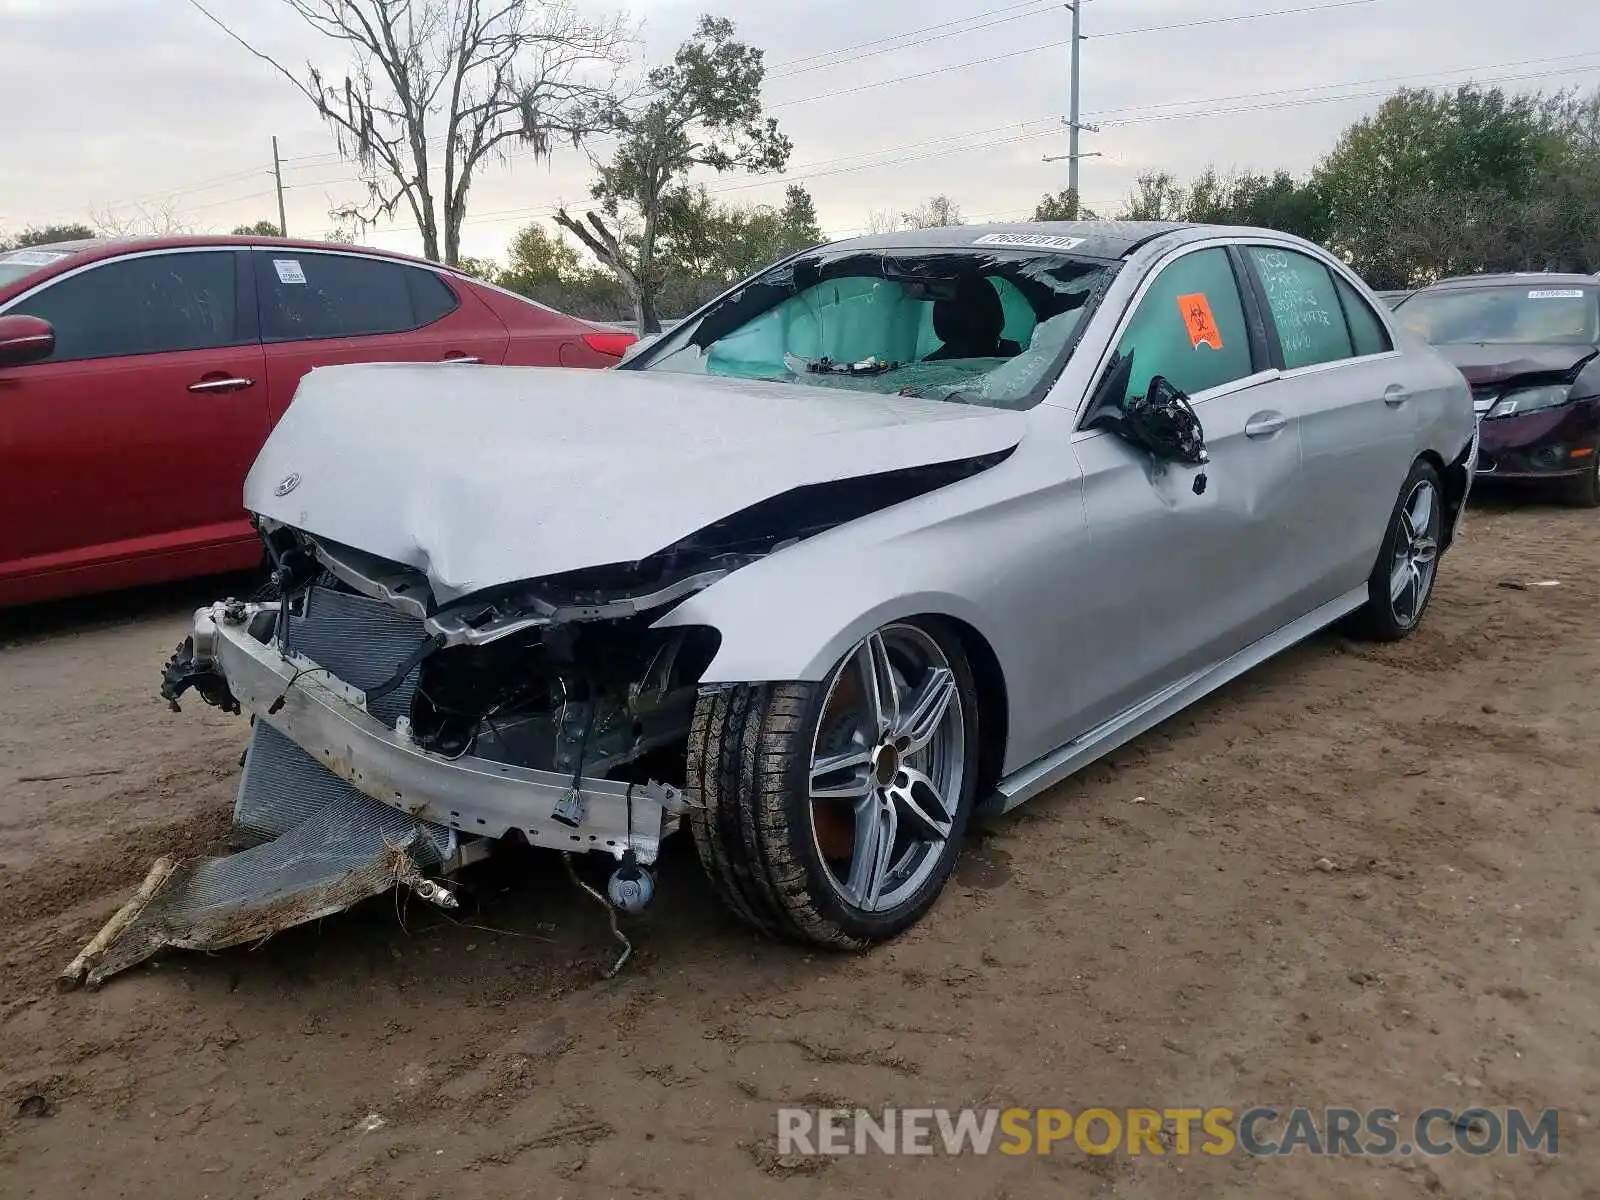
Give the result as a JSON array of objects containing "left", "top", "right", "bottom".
[{"left": 0, "top": 497, "right": 1596, "bottom": 1199}]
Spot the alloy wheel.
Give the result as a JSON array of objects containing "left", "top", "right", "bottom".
[
  {"left": 807, "top": 623, "right": 967, "bottom": 914},
  {"left": 1389, "top": 477, "right": 1441, "bottom": 627}
]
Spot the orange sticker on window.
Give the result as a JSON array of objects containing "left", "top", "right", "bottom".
[{"left": 1177, "top": 292, "right": 1223, "bottom": 350}]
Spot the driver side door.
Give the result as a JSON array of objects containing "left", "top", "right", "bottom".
[{"left": 1062, "top": 243, "right": 1306, "bottom": 734}]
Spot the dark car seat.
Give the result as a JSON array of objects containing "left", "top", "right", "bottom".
[{"left": 925, "top": 275, "right": 1023, "bottom": 360}]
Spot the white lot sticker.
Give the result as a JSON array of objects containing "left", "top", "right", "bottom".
[
  {"left": 1528, "top": 288, "right": 1584, "bottom": 299},
  {"left": 1, "top": 249, "right": 70, "bottom": 267},
  {"left": 972, "top": 232, "right": 1087, "bottom": 251},
  {"left": 273, "top": 258, "right": 308, "bottom": 285}
]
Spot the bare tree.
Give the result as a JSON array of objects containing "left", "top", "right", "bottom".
[
  {"left": 552, "top": 16, "right": 791, "bottom": 334},
  {"left": 865, "top": 208, "right": 902, "bottom": 235},
  {"left": 91, "top": 199, "right": 194, "bottom": 238},
  {"left": 189, "top": 0, "right": 631, "bottom": 265}
]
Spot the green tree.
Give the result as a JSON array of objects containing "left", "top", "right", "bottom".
[
  {"left": 231, "top": 220, "right": 283, "bottom": 237},
  {"left": 1033, "top": 189, "right": 1096, "bottom": 221},
  {"left": 649, "top": 183, "right": 823, "bottom": 313},
  {"left": 494, "top": 220, "right": 628, "bottom": 319},
  {"left": 554, "top": 15, "right": 793, "bottom": 333},
  {"left": 1119, "top": 171, "right": 1188, "bottom": 221},
  {"left": 498, "top": 221, "right": 587, "bottom": 291},
  {"left": 455, "top": 256, "right": 500, "bottom": 281},
  {"left": 1312, "top": 85, "right": 1569, "bottom": 286},
  {"left": 901, "top": 195, "right": 963, "bottom": 229},
  {"left": 3, "top": 222, "right": 98, "bottom": 250}
]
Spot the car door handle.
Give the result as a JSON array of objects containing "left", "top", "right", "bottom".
[
  {"left": 1244, "top": 411, "right": 1288, "bottom": 438},
  {"left": 1384, "top": 384, "right": 1409, "bottom": 407},
  {"left": 187, "top": 376, "right": 255, "bottom": 394},
  {"left": 442, "top": 354, "right": 481, "bottom": 364}
]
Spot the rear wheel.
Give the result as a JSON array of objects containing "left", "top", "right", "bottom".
[
  {"left": 1351, "top": 460, "right": 1444, "bottom": 642},
  {"left": 1559, "top": 453, "right": 1600, "bottom": 507},
  {"left": 686, "top": 619, "right": 981, "bottom": 948}
]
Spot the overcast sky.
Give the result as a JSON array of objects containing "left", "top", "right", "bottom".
[{"left": 3, "top": 0, "right": 1599, "bottom": 262}]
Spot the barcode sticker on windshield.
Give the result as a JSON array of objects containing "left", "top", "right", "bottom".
[
  {"left": 1528, "top": 289, "right": 1584, "bottom": 299},
  {"left": 973, "top": 233, "right": 1086, "bottom": 251},
  {"left": 273, "top": 259, "right": 307, "bottom": 285}
]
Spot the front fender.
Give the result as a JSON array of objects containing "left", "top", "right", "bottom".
[{"left": 654, "top": 542, "right": 998, "bottom": 684}]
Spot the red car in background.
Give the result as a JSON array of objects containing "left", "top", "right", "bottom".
[{"left": 0, "top": 235, "right": 634, "bottom": 606}]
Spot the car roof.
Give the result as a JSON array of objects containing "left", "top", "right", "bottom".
[
  {"left": 821, "top": 220, "right": 1202, "bottom": 261},
  {"left": 8, "top": 234, "right": 463, "bottom": 275},
  {"left": 1424, "top": 271, "right": 1599, "bottom": 291}
]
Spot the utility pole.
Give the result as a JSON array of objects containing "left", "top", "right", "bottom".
[
  {"left": 1043, "top": 1, "right": 1100, "bottom": 216},
  {"left": 272, "top": 136, "right": 288, "bottom": 238},
  {"left": 1068, "top": 0, "right": 1082, "bottom": 201}
]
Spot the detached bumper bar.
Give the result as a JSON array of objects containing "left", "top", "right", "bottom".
[{"left": 184, "top": 602, "right": 681, "bottom": 865}]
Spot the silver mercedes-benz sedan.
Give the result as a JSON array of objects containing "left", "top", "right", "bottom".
[{"left": 151, "top": 221, "right": 1475, "bottom": 967}]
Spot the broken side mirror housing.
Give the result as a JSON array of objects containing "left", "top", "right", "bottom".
[
  {"left": 1085, "top": 357, "right": 1208, "bottom": 467},
  {"left": 0, "top": 314, "right": 54, "bottom": 368},
  {"left": 1126, "top": 375, "right": 1209, "bottom": 466}
]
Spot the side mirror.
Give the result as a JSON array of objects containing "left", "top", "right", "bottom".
[
  {"left": 1125, "top": 376, "right": 1209, "bottom": 465},
  {"left": 0, "top": 314, "right": 54, "bottom": 368},
  {"left": 1084, "top": 357, "right": 1209, "bottom": 465}
]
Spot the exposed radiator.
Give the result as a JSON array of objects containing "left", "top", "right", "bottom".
[
  {"left": 233, "top": 587, "right": 436, "bottom": 844},
  {"left": 278, "top": 586, "right": 430, "bottom": 728}
]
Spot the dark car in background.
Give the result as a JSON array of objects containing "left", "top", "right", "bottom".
[
  {"left": 0, "top": 236, "right": 635, "bottom": 606},
  {"left": 1394, "top": 273, "right": 1600, "bottom": 506}
]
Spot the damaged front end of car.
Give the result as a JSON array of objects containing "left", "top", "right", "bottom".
[{"left": 69, "top": 453, "right": 1006, "bottom": 986}]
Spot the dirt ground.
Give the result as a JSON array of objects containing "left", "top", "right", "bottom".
[{"left": 0, "top": 495, "right": 1596, "bottom": 1200}]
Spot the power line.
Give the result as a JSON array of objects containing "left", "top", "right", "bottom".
[
  {"left": 268, "top": 49, "right": 1600, "bottom": 236},
  {"left": 274, "top": 0, "right": 1369, "bottom": 166},
  {"left": 1095, "top": 0, "right": 1381, "bottom": 40},
  {"left": 1089, "top": 49, "right": 1600, "bottom": 125},
  {"left": 771, "top": 1, "right": 1057, "bottom": 74},
  {"left": 768, "top": 2, "right": 1056, "bottom": 80},
  {"left": 767, "top": 0, "right": 1393, "bottom": 110}
]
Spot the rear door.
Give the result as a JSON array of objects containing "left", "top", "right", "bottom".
[
  {"left": 253, "top": 249, "right": 510, "bottom": 420},
  {"left": 1062, "top": 243, "right": 1305, "bottom": 736},
  {"left": 1237, "top": 243, "right": 1413, "bottom": 604},
  {"left": 0, "top": 247, "right": 268, "bottom": 584}
]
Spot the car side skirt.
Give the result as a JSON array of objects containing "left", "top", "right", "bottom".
[{"left": 983, "top": 584, "right": 1370, "bottom": 816}]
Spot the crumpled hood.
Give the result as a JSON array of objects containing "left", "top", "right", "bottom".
[
  {"left": 245, "top": 362, "right": 1026, "bottom": 601},
  {"left": 1433, "top": 342, "right": 1599, "bottom": 387}
]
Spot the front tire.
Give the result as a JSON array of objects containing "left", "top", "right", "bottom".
[
  {"left": 1560, "top": 453, "right": 1600, "bottom": 507},
  {"left": 1351, "top": 459, "right": 1444, "bottom": 642},
  {"left": 686, "top": 619, "right": 981, "bottom": 948}
]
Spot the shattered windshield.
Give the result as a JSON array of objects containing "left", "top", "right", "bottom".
[
  {"left": 628, "top": 246, "right": 1118, "bottom": 410},
  {"left": 1396, "top": 285, "right": 1600, "bottom": 346}
]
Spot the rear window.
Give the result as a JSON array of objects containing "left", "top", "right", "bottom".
[
  {"left": 1396, "top": 285, "right": 1599, "bottom": 346},
  {"left": 0, "top": 247, "right": 77, "bottom": 289}
]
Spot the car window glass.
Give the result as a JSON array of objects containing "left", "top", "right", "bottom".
[
  {"left": 1335, "top": 275, "right": 1393, "bottom": 356},
  {"left": 14, "top": 251, "right": 240, "bottom": 362},
  {"left": 1245, "top": 246, "right": 1354, "bottom": 369},
  {"left": 1111, "top": 247, "right": 1253, "bottom": 403},
  {"left": 406, "top": 267, "right": 459, "bottom": 325},
  {"left": 256, "top": 252, "right": 452, "bottom": 342}
]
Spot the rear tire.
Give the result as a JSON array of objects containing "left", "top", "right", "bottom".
[
  {"left": 686, "top": 618, "right": 981, "bottom": 948},
  {"left": 1351, "top": 459, "right": 1444, "bottom": 642},
  {"left": 1560, "top": 454, "right": 1600, "bottom": 507}
]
